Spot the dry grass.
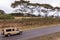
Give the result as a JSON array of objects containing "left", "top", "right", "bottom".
[
  {"left": 21, "top": 24, "right": 60, "bottom": 31},
  {"left": 0, "top": 17, "right": 60, "bottom": 31}
]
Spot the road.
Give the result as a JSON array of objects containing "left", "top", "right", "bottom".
[{"left": 0, "top": 25, "right": 60, "bottom": 40}]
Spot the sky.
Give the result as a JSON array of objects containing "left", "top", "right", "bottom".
[{"left": 0, "top": 0, "right": 60, "bottom": 13}]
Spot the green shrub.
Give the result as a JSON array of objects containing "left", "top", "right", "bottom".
[{"left": 0, "top": 14, "right": 14, "bottom": 19}]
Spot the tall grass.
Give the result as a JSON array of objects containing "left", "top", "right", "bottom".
[{"left": 0, "top": 17, "right": 60, "bottom": 27}]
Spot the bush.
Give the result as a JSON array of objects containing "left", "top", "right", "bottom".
[{"left": 0, "top": 14, "right": 14, "bottom": 19}]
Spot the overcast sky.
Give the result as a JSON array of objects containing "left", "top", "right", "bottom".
[{"left": 0, "top": 0, "right": 60, "bottom": 13}]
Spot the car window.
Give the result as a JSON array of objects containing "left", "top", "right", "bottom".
[
  {"left": 12, "top": 29, "right": 14, "bottom": 31},
  {"left": 6, "top": 29, "right": 11, "bottom": 32}
]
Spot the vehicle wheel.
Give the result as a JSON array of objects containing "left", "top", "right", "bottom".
[
  {"left": 7, "top": 34, "right": 11, "bottom": 37},
  {"left": 20, "top": 31, "right": 22, "bottom": 35},
  {"left": 5, "top": 35, "right": 8, "bottom": 37}
]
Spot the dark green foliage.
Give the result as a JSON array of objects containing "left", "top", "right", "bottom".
[
  {"left": 54, "top": 7, "right": 60, "bottom": 9},
  {"left": 0, "top": 14, "right": 14, "bottom": 19},
  {"left": 10, "top": 13, "right": 36, "bottom": 17},
  {"left": 10, "top": 13, "right": 24, "bottom": 17},
  {"left": 0, "top": 10, "right": 5, "bottom": 14},
  {"left": 40, "top": 4, "right": 53, "bottom": 9},
  {"left": 11, "top": 0, "right": 29, "bottom": 8},
  {"left": 11, "top": 0, "right": 53, "bottom": 9}
]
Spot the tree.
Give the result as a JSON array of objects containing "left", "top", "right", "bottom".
[
  {"left": 52, "top": 7, "right": 60, "bottom": 18},
  {"left": 11, "top": 0, "right": 30, "bottom": 16},
  {"left": 11, "top": 0, "right": 53, "bottom": 17},
  {"left": 11, "top": 0, "right": 29, "bottom": 8},
  {"left": 41, "top": 9, "right": 48, "bottom": 17},
  {"left": 0, "top": 10, "right": 5, "bottom": 14}
]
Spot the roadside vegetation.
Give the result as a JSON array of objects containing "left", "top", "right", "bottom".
[
  {"left": 0, "top": 14, "right": 14, "bottom": 19},
  {"left": 0, "top": 17, "right": 60, "bottom": 30}
]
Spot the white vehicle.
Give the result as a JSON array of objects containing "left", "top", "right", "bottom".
[{"left": 1, "top": 27, "right": 22, "bottom": 37}]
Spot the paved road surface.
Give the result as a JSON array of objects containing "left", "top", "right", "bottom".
[{"left": 0, "top": 25, "right": 60, "bottom": 40}]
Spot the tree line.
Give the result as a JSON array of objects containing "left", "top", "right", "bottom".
[
  {"left": 0, "top": 0, "right": 60, "bottom": 19},
  {"left": 10, "top": 0, "right": 60, "bottom": 18}
]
